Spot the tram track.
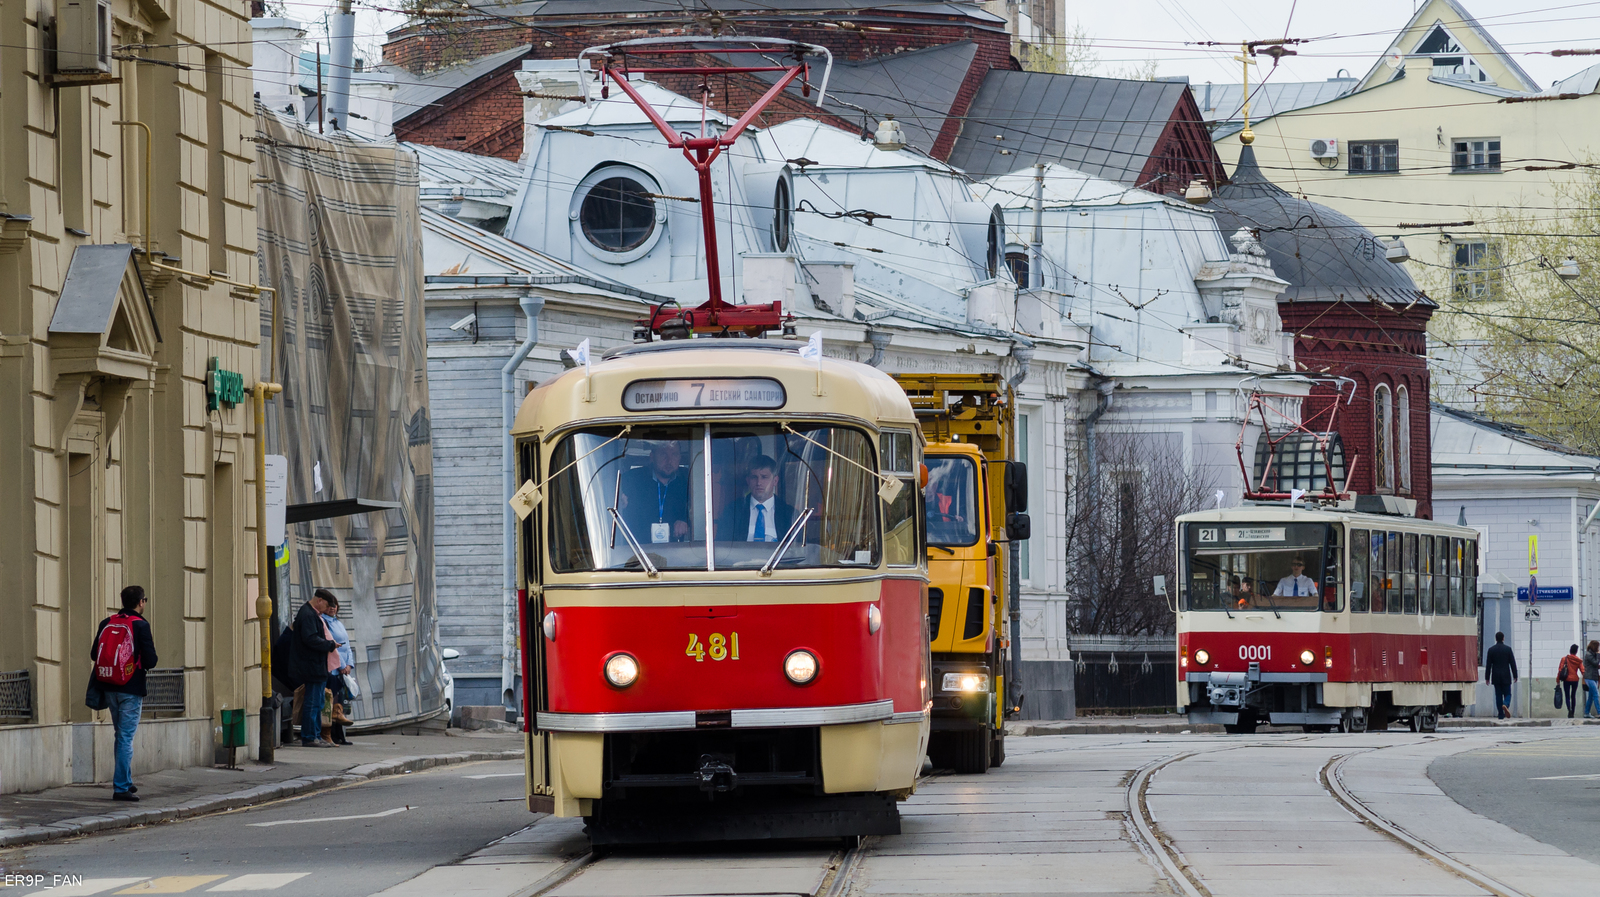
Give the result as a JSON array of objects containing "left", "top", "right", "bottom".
[{"left": 1125, "top": 735, "right": 1532, "bottom": 897}]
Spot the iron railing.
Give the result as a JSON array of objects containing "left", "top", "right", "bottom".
[
  {"left": 142, "top": 668, "right": 186, "bottom": 717},
  {"left": 0, "top": 669, "right": 32, "bottom": 723}
]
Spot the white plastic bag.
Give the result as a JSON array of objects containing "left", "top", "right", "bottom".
[{"left": 342, "top": 671, "right": 360, "bottom": 699}]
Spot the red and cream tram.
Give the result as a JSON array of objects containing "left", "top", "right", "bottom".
[
  {"left": 1175, "top": 503, "right": 1479, "bottom": 733},
  {"left": 511, "top": 341, "right": 931, "bottom": 843}
]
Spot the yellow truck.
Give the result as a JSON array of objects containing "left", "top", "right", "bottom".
[{"left": 892, "top": 374, "right": 1030, "bottom": 773}]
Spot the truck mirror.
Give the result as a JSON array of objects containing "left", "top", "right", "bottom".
[
  {"left": 1005, "top": 512, "right": 1031, "bottom": 541},
  {"left": 1005, "top": 462, "right": 1028, "bottom": 513}
]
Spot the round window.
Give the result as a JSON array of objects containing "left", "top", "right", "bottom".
[
  {"left": 773, "top": 178, "right": 792, "bottom": 253},
  {"left": 580, "top": 177, "right": 657, "bottom": 252}
]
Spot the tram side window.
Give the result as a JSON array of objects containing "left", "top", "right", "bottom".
[
  {"left": 1402, "top": 532, "right": 1419, "bottom": 614},
  {"left": 1464, "top": 540, "right": 1478, "bottom": 616},
  {"left": 1349, "top": 528, "right": 1369, "bottom": 612},
  {"left": 881, "top": 429, "right": 920, "bottom": 567},
  {"left": 1323, "top": 527, "right": 1344, "bottom": 612},
  {"left": 1432, "top": 535, "right": 1449, "bottom": 614},
  {"left": 1448, "top": 537, "right": 1463, "bottom": 616},
  {"left": 1384, "top": 531, "right": 1403, "bottom": 613}
]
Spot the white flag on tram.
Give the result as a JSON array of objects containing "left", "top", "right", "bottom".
[
  {"left": 1214, "top": 489, "right": 1226, "bottom": 509},
  {"left": 1290, "top": 488, "right": 1306, "bottom": 508},
  {"left": 799, "top": 331, "right": 823, "bottom": 364},
  {"left": 573, "top": 338, "right": 592, "bottom": 376}
]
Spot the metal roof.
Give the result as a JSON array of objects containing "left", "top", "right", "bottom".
[
  {"left": 946, "top": 71, "right": 1189, "bottom": 183},
  {"left": 391, "top": 43, "right": 531, "bottom": 124},
  {"left": 1194, "top": 79, "right": 1356, "bottom": 125},
  {"left": 742, "top": 41, "right": 978, "bottom": 155},
  {"left": 1431, "top": 403, "right": 1600, "bottom": 477},
  {"left": 1208, "top": 145, "right": 1429, "bottom": 306},
  {"left": 403, "top": 141, "right": 527, "bottom": 200},
  {"left": 462, "top": 0, "right": 1002, "bottom": 23}
]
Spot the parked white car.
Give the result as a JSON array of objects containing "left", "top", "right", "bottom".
[{"left": 441, "top": 648, "right": 459, "bottom": 722}]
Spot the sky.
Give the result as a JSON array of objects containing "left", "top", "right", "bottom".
[{"left": 281, "top": 0, "right": 1597, "bottom": 91}]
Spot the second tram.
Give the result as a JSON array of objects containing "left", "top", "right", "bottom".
[
  {"left": 1176, "top": 503, "right": 1479, "bottom": 733},
  {"left": 512, "top": 340, "right": 931, "bottom": 844}
]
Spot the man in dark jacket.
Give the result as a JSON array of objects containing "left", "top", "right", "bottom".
[
  {"left": 1485, "top": 631, "right": 1518, "bottom": 719},
  {"left": 287, "top": 590, "right": 339, "bottom": 747},
  {"left": 93, "top": 586, "right": 158, "bottom": 801}
]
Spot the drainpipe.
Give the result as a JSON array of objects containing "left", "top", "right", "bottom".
[
  {"left": 326, "top": 0, "right": 355, "bottom": 131},
  {"left": 1006, "top": 344, "right": 1034, "bottom": 715},
  {"left": 502, "top": 295, "right": 545, "bottom": 709},
  {"left": 1084, "top": 376, "right": 1115, "bottom": 633},
  {"left": 1030, "top": 163, "right": 1045, "bottom": 291},
  {"left": 865, "top": 330, "right": 892, "bottom": 367}
]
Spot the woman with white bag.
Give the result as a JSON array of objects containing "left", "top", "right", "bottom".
[{"left": 321, "top": 595, "right": 358, "bottom": 746}]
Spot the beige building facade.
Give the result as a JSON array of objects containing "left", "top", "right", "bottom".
[
  {"left": 1210, "top": 0, "right": 1600, "bottom": 400},
  {"left": 0, "top": 0, "right": 262, "bottom": 792}
]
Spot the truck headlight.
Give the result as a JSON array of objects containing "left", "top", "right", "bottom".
[
  {"left": 941, "top": 672, "right": 988, "bottom": 693},
  {"left": 604, "top": 653, "right": 639, "bottom": 688}
]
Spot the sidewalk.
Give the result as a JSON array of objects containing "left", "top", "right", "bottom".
[
  {"left": 1006, "top": 714, "right": 1600, "bottom": 736},
  {"left": 0, "top": 729, "right": 523, "bottom": 849}
]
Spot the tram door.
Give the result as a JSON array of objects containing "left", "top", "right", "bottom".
[{"left": 517, "top": 438, "right": 554, "bottom": 809}]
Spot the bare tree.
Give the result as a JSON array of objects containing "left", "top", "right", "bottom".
[
  {"left": 1022, "top": 21, "right": 1159, "bottom": 80},
  {"left": 1064, "top": 430, "right": 1216, "bottom": 636}
]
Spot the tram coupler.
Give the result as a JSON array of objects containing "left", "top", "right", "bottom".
[{"left": 696, "top": 754, "right": 738, "bottom": 792}]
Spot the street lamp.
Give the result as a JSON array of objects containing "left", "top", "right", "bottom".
[
  {"left": 872, "top": 116, "right": 906, "bottom": 152},
  {"left": 1384, "top": 237, "right": 1410, "bottom": 264},
  {"left": 1556, "top": 256, "right": 1581, "bottom": 281},
  {"left": 1184, "top": 179, "right": 1213, "bottom": 205}
]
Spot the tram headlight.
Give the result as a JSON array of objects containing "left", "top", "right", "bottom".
[
  {"left": 941, "top": 672, "right": 989, "bottom": 693},
  {"left": 1193, "top": 649, "right": 1210, "bottom": 666},
  {"left": 604, "top": 653, "right": 639, "bottom": 688},
  {"left": 783, "top": 649, "right": 819, "bottom": 685},
  {"left": 1300, "top": 649, "right": 1317, "bottom": 666}
]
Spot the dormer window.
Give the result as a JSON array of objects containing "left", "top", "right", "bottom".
[{"left": 581, "top": 176, "right": 656, "bottom": 252}]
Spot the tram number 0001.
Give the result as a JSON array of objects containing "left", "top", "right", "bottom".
[
  {"left": 1239, "top": 645, "right": 1271, "bottom": 661},
  {"left": 686, "top": 632, "right": 740, "bottom": 662}
]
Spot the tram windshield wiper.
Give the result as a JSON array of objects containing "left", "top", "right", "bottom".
[
  {"left": 608, "top": 508, "right": 659, "bottom": 577},
  {"left": 1262, "top": 589, "right": 1282, "bottom": 619},
  {"left": 760, "top": 507, "right": 814, "bottom": 577}
]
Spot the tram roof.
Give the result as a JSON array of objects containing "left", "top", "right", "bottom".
[
  {"left": 1176, "top": 504, "right": 1478, "bottom": 535},
  {"left": 512, "top": 339, "right": 919, "bottom": 437}
]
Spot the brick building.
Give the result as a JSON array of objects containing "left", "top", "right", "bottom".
[
  {"left": 1211, "top": 145, "right": 1436, "bottom": 518},
  {"left": 379, "top": 0, "right": 1222, "bottom": 194}
]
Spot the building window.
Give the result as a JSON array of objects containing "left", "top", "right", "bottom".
[
  {"left": 580, "top": 176, "right": 657, "bottom": 252},
  {"left": 1452, "top": 139, "right": 1501, "bottom": 172},
  {"left": 1348, "top": 141, "right": 1399, "bottom": 173},
  {"left": 1373, "top": 384, "right": 1394, "bottom": 493},
  {"left": 1452, "top": 241, "right": 1503, "bottom": 300},
  {"left": 1396, "top": 385, "right": 1411, "bottom": 493},
  {"left": 1005, "top": 251, "right": 1030, "bottom": 287},
  {"left": 772, "top": 178, "right": 792, "bottom": 253}
]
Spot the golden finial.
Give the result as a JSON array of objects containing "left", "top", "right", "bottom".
[{"left": 1234, "top": 42, "right": 1258, "bottom": 146}]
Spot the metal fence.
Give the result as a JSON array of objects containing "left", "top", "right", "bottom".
[
  {"left": 1068, "top": 637, "right": 1179, "bottom": 713},
  {"left": 0, "top": 669, "right": 32, "bottom": 723},
  {"left": 143, "top": 669, "right": 186, "bottom": 717}
]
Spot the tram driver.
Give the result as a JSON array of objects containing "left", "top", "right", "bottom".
[
  {"left": 716, "top": 454, "right": 797, "bottom": 542},
  {"left": 1273, "top": 557, "right": 1318, "bottom": 603},
  {"left": 618, "top": 440, "right": 692, "bottom": 543}
]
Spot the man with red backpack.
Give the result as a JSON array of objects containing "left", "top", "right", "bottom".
[{"left": 92, "top": 586, "right": 158, "bottom": 801}]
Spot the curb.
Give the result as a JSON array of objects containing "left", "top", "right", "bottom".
[
  {"left": 1007, "top": 717, "right": 1594, "bottom": 737},
  {"left": 0, "top": 749, "right": 522, "bottom": 849}
]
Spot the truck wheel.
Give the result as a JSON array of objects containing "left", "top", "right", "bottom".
[
  {"left": 990, "top": 730, "right": 1006, "bottom": 768},
  {"left": 953, "top": 727, "right": 992, "bottom": 774}
]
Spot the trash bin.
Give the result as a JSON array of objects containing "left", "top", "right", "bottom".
[{"left": 220, "top": 708, "right": 247, "bottom": 748}]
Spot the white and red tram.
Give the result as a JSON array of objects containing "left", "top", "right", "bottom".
[{"left": 1175, "top": 504, "right": 1479, "bottom": 733}]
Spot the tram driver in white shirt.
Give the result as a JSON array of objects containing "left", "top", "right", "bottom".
[{"left": 1273, "top": 557, "right": 1318, "bottom": 601}]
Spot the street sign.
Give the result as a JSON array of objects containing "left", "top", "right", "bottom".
[
  {"left": 264, "top": 454, "right": 288, "bottom": 547},
  {"left": 1525, "top": 606, "right": 1541, "bottom": 621}
]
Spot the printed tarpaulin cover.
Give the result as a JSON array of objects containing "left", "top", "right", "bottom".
[{"left": 255, "top": 105, "right": 442, "bottom": 727}]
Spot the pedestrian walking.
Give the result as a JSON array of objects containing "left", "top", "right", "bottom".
[
  {"left": 285, "top": 589, "right": 339, "bottom": 747},
  {"left": 1485, "top": 631, "right": 1518, "bottom": 719},
  {"left": 1556, "top": 645, "right": 1583, "bottom": 719},
  {"left": 1584, "top": 639, "right": 1600, "bottom": 720},
  {"left": 321, "top": 595, "right": 356, "bottom": 746},
  {"left": 91, "top": 586, "right": 158, "bottom": 801}
]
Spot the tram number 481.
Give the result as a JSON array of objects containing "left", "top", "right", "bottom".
[{"left": 686, "top": 632, "right": 741, "bottom": 662}]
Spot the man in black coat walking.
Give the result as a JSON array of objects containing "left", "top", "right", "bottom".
[
  {"left": 1485, "top": 631, "right": 1519, "bottom": 719},
  {"left": 286, "top": 590, "right": 339, "bottom": 747},
  {"left": 94, "top": 586, "right": 158, "bottom": 801}
]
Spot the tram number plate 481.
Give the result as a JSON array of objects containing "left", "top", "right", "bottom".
[{"left": 686, "top": 632, "right": 741, "bottom": 662}]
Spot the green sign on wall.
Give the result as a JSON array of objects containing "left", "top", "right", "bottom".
[{"left": 206, "top": 356, "right": 245, "bottom": 411}]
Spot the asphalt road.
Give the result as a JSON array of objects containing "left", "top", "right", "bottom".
[
  {"left": 0, "top": 760, "right": 539, "bottom": 897},
  {"left": 1430, "top": 730, "right": 1600, "bottom": 865}
]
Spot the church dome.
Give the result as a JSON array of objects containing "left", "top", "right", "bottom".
[{"left": 1209, "top": 145, "right": 1431, "bottom": 306}]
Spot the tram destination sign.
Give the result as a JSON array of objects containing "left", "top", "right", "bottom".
[
  {"left": 1225, "top": 527, "right": 1286, "bottom": 543},
  {"left": 623, "top": 377, "right": 786, "bottom": 412}
]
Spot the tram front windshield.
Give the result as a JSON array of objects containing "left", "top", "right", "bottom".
[
  {"left": 1183, "top": 522, "right": 1330, "bottom": 611},
  {"left": 548, "top": 424, "right": 881, "bottom": 573}
]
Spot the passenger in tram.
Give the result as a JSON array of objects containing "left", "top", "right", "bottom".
[
  {"left": 1227, "top": 576, "right": 1255, "bottom": 609},
  {"left": 716, "top": 454, "right": 796, "bottom": 542},
  {"left": 1273, "top": 558, "right": 1318, "bottom": 601},
  {"left": 618, "top": 440, "right": 692, "bottom": 544}
]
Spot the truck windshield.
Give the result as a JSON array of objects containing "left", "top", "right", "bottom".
[
  {"left": 924, "top": 456, "right": 979, "bottom": 547},
  {"left": 547, "top": 423, "right": 881, "bottom": 573},
  {"left": 1183, "top": 522, "right": 1329, "bottom": 611}
]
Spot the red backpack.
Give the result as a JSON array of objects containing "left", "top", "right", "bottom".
[{"left": 94, "top": 614, "right": 141, "bottom": 686}]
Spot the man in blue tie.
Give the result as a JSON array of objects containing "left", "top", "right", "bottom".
[
  {"left": 1273, "top": 558, "right": 1317, "bottom": 603},
  {"left": 717, "top": 454, "right": 794, "bottom": 542}
]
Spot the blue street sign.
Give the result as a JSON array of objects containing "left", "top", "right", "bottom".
[{"left": 1516, "top": 585, "right": 1574, "bottom": 601}]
